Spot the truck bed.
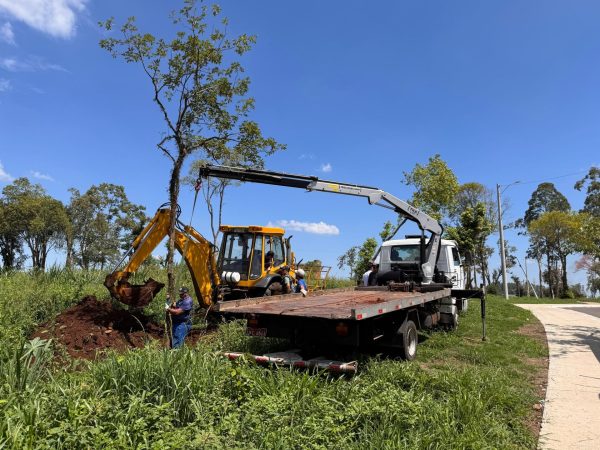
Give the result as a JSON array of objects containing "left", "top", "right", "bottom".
[{"left": 214, "top": 286, "right": 451, "bottom": 321}]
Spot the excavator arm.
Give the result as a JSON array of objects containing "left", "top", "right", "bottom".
[
  {"left": 198, "top": 165, "right": 443, "bottom": 284},
  {"left": 104, "top": 207, "right": 220, "bottom": 308}
]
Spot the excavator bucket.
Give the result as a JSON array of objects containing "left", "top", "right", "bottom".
[{"left": 104, "top": 275, "right": 165, "bottom": 308}]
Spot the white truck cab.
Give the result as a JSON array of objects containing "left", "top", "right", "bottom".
[
  {"left": 376, "top": 237, "right": 465, "bottom": 290},
  {"left": 375, "top": 237, "right": 467, "bottom": 324}
]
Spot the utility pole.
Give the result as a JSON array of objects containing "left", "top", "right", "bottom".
[
  {"left": 516, "top": 256, "right": 538, "bottom": 299},
  {"left": 496, "top": 181, "right": 520, "bottom": 300},
  {"left": 525, "top": 258, "right": 530, "bottom": 297},
  {"left": 497, "top": 184, "right": 509, "bottom": 300}
]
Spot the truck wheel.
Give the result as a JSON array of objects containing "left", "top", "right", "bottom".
[{"left": 398, "top": 320, "right": 418, "bottom": 361}]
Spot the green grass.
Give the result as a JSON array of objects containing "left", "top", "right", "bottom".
[{"left": 0, "top": 271, "right": 549, "bottom": 449}]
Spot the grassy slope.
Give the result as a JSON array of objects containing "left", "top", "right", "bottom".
[{"left": 1, "top": 271, "right": 550, "bottom": 449}]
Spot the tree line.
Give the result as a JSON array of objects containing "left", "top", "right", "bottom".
[
  {"left": 0, "top": 178, "right": 146, "bottom": 272},
  {"left": 338, "top": 155, "right": 600, "bottom": 298}
]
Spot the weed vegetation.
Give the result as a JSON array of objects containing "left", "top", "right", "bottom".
[{"left": 1, "top": 269, "right": 550, "bottom": 449}]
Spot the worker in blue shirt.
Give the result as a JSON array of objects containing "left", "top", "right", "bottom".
[
  {"left": 295, "top": 269, "right": 308, "bottom": 297},
  {"left": 166, "top": 286, "right": 193, "bottom": 348}
]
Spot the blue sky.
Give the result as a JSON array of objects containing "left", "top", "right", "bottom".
[{"left": 0, "top": 0, "right": 597, "bottom": 289}]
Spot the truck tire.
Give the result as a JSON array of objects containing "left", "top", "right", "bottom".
[{"left": 398, "top": 320, "right": 418, "bottom": 361}]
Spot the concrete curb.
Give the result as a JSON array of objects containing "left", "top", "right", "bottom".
[{"left": 516, "top": 304, "right": 600, "bottom": 450}]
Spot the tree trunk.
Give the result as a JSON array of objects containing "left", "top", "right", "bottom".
[
  {"left": 537, "top": 257, "right": 543, "bottom": 298},
  {"left": 217, "top": 183, "right": 226, "bottom": 247},
  {"left": 465, "top": 264, "right": 473, "bottom": 289},
  {"left": 40, "top": 241, "right": 47, "bottom": 271},
  {"left": 546, "top": 252, "right": 554, "bottom": 298},
  {"left": 0, "top": 236, "right": 19, "bottom": 269},
  {"left": 560, "top": 254, "right": 568, "bottom": 296},
  {"left": 65, "top": 233, "right": 74, "bottom": 269},
  {"left": 478, "top": 242, "right": 490, "bottom": 286},
  {"left": 167, "top": 155, "right": 184, "bottom": 300},
  {"left": 28, "top": 239, "right": 42, "bottom": 270}
]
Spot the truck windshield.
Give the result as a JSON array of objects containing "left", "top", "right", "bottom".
[
  {"left": 390, "top": 245, "right": 420, "bottom": 262},
  {"left": 220, "top": 232, "right": 253, "bottom": 277}
]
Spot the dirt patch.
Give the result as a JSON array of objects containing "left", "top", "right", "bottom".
[
  {"left": 32, "top": 296, "right": 212, "bottom": 360},
  {"left": 518, "top": 322, "right": 548, "bottom": 347},
  {"left": 517, "top": 320, "right": 549, "bottom": 443}
]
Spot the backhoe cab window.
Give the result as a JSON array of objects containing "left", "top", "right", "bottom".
[
  {"left": 390, "top": 245, "right": 420, "bottom": 262},
  {"left": 250, "top": 235, "right": 263, "bottom": 279},
  {"left": 221, "top": 233, "right": 253, "bottom": 278},
  {"left": 267, "top": 236, "right": 285, "bottom": 266}
]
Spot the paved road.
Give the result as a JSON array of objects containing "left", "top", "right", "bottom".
[
  {"left": 564, "top": 306, "right": 600, "bottom": 319},
  {"left": 516, "top": 304, "right": 600, "bottom": 450}
]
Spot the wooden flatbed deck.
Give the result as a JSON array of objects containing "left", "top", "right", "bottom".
[{"left": 215, "top": 287, "right": 451, "bottom": 321}]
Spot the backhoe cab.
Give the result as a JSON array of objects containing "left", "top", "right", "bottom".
[
  {"left": 104, "top": 206, "right": 296, "bottom": 308},
  {"left": 218, "top": 225, "right": 296, "bottom": 299}
]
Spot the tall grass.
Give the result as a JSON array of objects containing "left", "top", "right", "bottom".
[
  {"left": 0, "top": 269, "right": 108, "bottom": 343},
  {"left": 0, "top": 270, "right": 546, "bottom": 449},
  {"left": 0, "top": 318, "right": 539, "bottom": 449}
]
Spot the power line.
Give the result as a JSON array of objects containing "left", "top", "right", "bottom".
[{"left": 506, "top": 168, "right": 592, "bottom": 187}]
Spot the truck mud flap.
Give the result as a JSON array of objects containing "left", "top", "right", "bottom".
[{"left": 223, "top": 350, "right": 358, "bottom": 374}]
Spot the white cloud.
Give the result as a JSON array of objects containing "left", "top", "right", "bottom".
[
  {"left": 0, "top": 0, "right": 88, "bottom": 39},
  {"left": 0, "top": 161, "right": 14, "bottom": 182},
  {"left": 271, "top": 219, "right": 340, "bottom": 235},
  {"left": 0, "top": 56, "right": 66, "bottom": 72},
  {"left": 30, "top": 170, "right": 54, "bottom": 181},
  {"left": 0, "top": 21, "right": 15, "bottom": 44},
  {"left": 0, "top": 78, "right": 10, "bottom": 92},
  {"left": 320, "top": 163, "right": 332, "bottom": 173}
]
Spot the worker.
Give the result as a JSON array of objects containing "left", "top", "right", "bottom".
[
  {"left": 368, "top": 263, "right": 379, "bottom": 286},
  {"left": 295, "top": 268, "right": 308, "bottom": 297},
  {"left": 362, "top": 263, "right": 373, "bottom": 286},
  {"left": 280, "top": 265, "right": 293, "bottom": 294},
  {"left": 265, "top": 266, "right": 292, "bottom": 296},
  {"left": 166, "top": 286, "right": 193, "bottom": 349},
  {"left": 265, "top": 250, "right": 275, "bottom": 270}
]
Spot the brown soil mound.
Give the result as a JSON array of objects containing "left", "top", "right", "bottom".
[{"left": 32, "top": 296, "right": 209, "bottom": 360}]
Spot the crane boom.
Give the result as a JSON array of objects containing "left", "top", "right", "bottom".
[{"left": 198, "top": 165, "right": 443, "bottom": 284}]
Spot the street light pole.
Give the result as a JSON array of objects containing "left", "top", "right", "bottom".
[
  {"left": 496, "top": 181, "right": 521, "bottom": 300},
  {"left": 496, "top": 184, "right": 509, "bottom": 299}
]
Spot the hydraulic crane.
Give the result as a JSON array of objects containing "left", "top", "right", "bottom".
[{"left": 198, "top": 164, "right": 444, "bottom": 285}]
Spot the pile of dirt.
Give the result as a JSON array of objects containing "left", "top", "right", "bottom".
[{"left": 32, "top": 296, "right": 209, "bottom": 360}]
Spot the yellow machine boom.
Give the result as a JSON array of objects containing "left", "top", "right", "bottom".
[{"left": 104, "top": 207, "right": 219, "bottom": 308}]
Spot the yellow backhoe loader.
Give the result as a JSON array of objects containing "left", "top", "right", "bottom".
[{"left": 104, "top": 204, "right": 297, "bottom": 308}]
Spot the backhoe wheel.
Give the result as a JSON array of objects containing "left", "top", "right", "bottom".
[
  {"left": 264, "top": 281, "right": 282, "bottom": 296},
  {"left": 398, "top": 320, "right": 418, "bottom": 361}
]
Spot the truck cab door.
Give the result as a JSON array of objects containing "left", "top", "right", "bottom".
[{"left": 450, "top": 246, "right": 464, "bottom": 289}]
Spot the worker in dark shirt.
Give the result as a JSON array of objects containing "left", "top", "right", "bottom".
[
  {"left": 265, "top": 250, "right": 275, "bottom": 271},
  {"left": 368, "top": 264, "right": 379, "bottom": 286},
  {"left": 265, "top": 266, "right": 293, "bottom": 296},
  {"left": 166, "top": 286, "right": 193, "bottom": 348}
]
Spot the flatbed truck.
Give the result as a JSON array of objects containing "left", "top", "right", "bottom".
[
  {"left": 194, "top": 165, "right": 486, "bottom": 372},
  {"left": 216, "top": 284, "right": 485, "bottom": 373}
]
